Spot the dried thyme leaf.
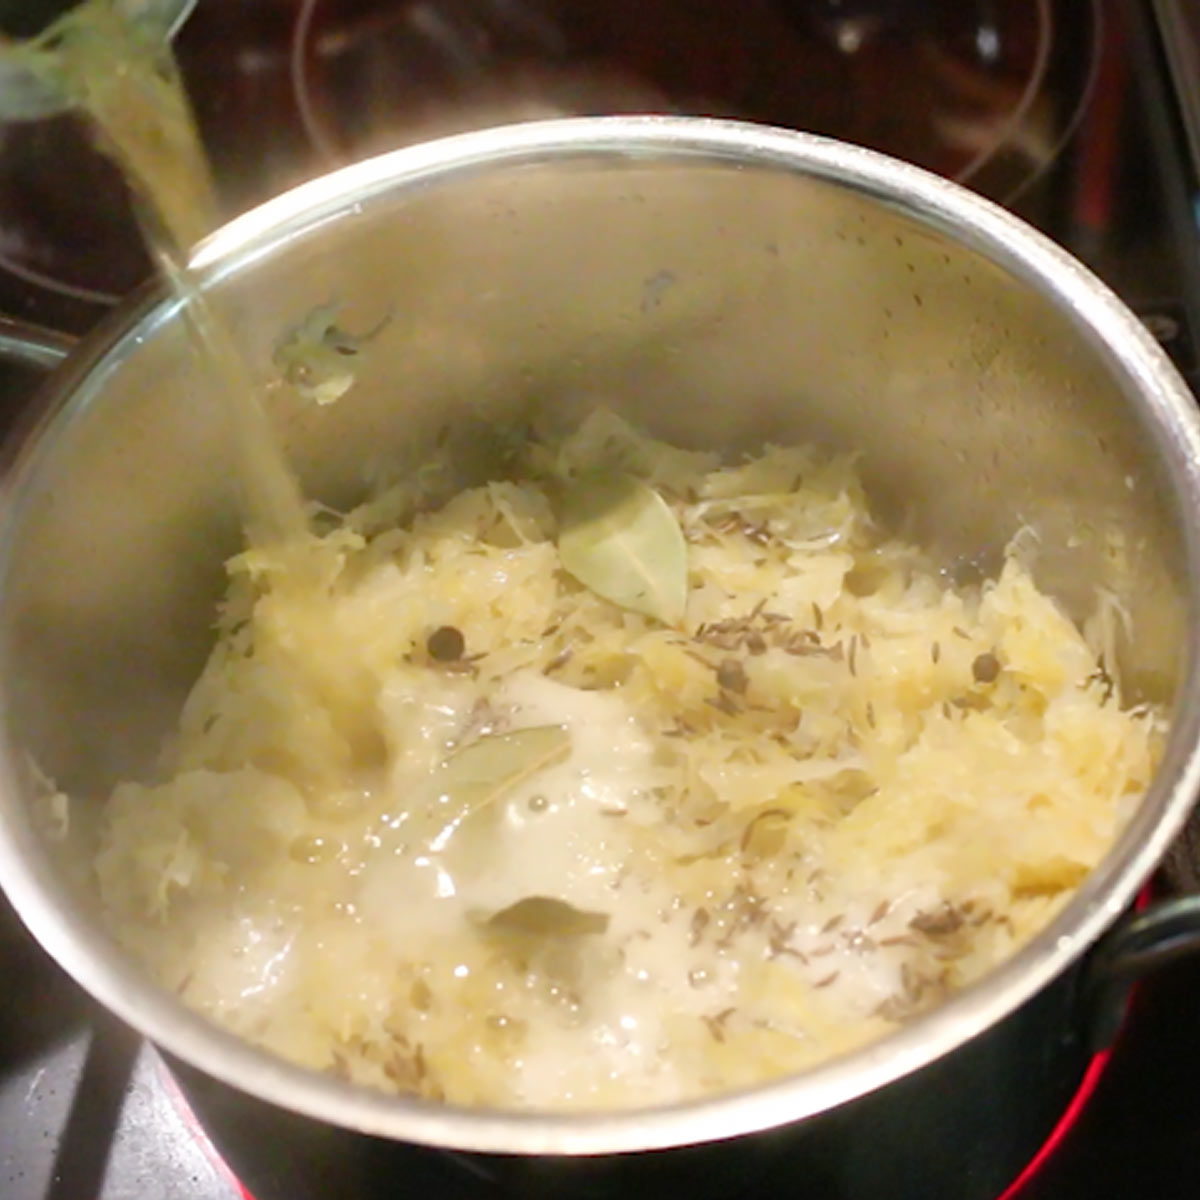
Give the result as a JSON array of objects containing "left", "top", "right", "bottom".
[
  {"left": 557, "top": 471, "right": 687, "bottom": 625},
  {"left": 486, "top": 896, "right": 610, "bottom": 938},
  {"left": 910, "top": 902, "right": 966, "bottom": 938},
  {"left": 740, "top": 808, "right": 791, "bottom": 859},
  {"left": 430, "top": 726, "right": 571, "bottom": 844}
]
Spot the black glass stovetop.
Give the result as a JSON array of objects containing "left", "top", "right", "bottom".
[{"left": 2, "top": 2, "right": 1200, "bottom": 1197}]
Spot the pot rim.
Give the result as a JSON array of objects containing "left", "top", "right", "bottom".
[{"left": 2, "top": 115, "right": 1200, "bottom": 1155}]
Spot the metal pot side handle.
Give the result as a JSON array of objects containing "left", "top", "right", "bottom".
[
  {"left": 1083, "top": 894, "right": 1200, "bottom": 1051},
  {"left": 0, "top": 315, "right": 75, "bottom": 373}
]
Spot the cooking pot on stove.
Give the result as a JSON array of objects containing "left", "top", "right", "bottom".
[{"left": 2, "top": 118, "right": 1200, "bottom": 1199}]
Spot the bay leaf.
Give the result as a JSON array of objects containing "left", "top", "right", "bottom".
[
  {"left": 428, "top": 725, "right": 571, "bottom": 848},
  {"left": 557, "top": 471, "right": 688, "bottom": 625},
  {"left": 273, "top": 302, "right": 390, "bottom": 405},
  {"left": 486, "top": 896, "right": 610, "bottom": 938}
]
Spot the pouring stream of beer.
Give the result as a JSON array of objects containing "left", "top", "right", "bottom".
[{"left": 7, "top": 0, "right": 310, "bottom": 547}]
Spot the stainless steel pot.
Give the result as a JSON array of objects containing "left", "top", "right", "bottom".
[{"left": 1, "top": 117, "right": 1200, "bottom": 1193}]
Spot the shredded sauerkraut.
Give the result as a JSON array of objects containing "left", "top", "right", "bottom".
[{"left": 93, "top": 410, "right": 1163, "bottom": 1110}]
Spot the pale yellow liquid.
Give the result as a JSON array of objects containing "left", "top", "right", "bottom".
[{"left": 17, "top": 0, "right": 309, "bottom": 547}]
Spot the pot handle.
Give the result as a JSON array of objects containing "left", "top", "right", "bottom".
[
  {"left": 0, "top": 315, "right": 75, "bottom": 373},
  {"left": 1082, "top": 894, "right": 1200, "bottom": 1051}
]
